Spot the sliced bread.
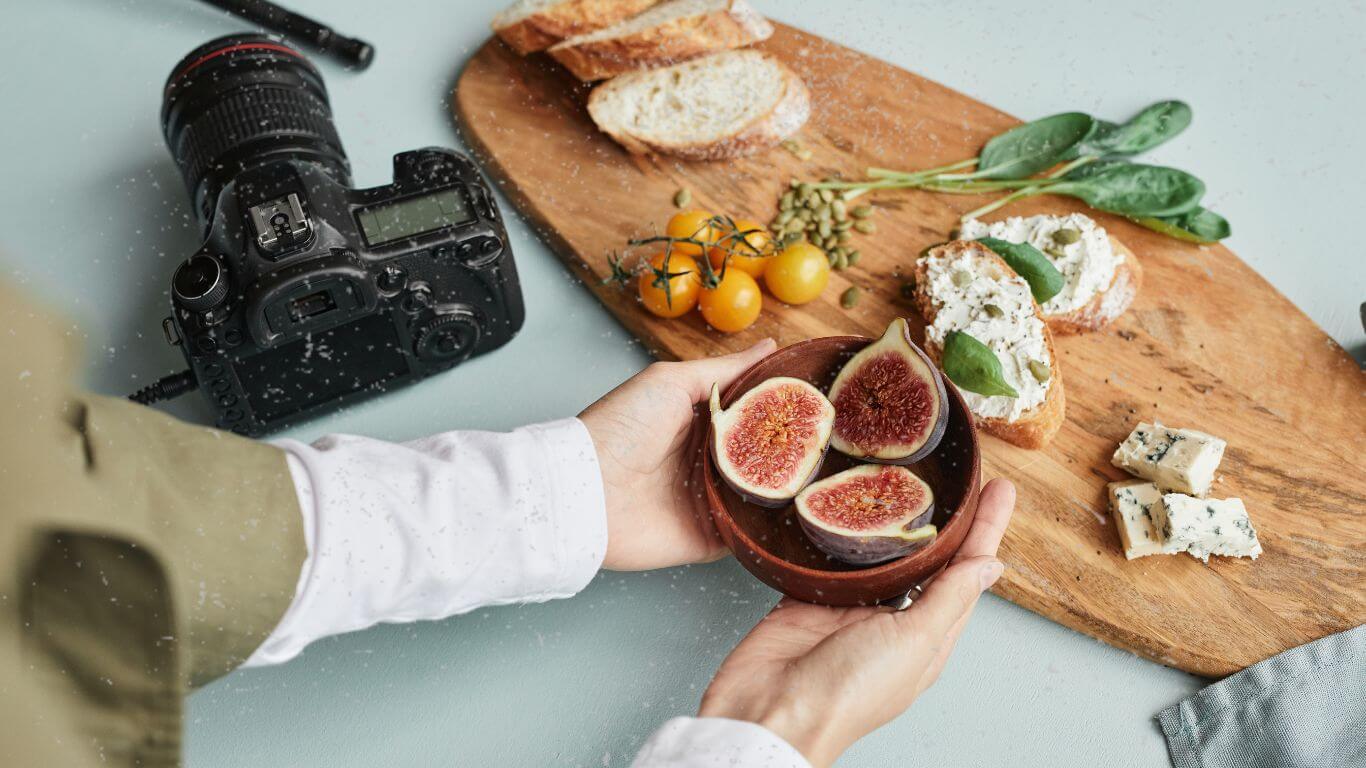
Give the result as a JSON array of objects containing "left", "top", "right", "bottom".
[
  {"left": 587, "top": 50, "right": 809, "bottom": 159},
  {"left": 548, "top": 0, "right": 773, "bottom": 81},
  {"left": 958, "top": 213, "right": 1143, "bottom": 335},
  {"left": 492, "top": 0, "right": 663, "bottom": 55},
  {"left": 913, "top": 240, "right": 1066, "bottom": 450}
]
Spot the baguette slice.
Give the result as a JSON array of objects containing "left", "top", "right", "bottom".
[
  {"left": 492, "top": 0, "right": 663, "bottom": 55},
  {"left": 587, "top": 50, "right": 809, "bottom": 160},
  {"left": 548, "top": 0, "right": 773, "bottom": 81},
  {"left": 958, "top": 215, "right": 1143, "bottom": 335},
  {"left": 1048, "top": 237, "right": 1142, "bottom": 335},
  {"left": 913, "top": 240, "right": 1066, "bottom": 450}
]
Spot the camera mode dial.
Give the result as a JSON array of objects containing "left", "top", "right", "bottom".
[{"left": 173, "top": 254, "right": 229, "bottom": 312}]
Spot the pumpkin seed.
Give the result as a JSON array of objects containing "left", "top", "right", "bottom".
[
  {"left": 1052, "top": 227, "right": 1081, "bottom": 245},
  {"left": 673, "top": 188, "right": 691, "bottom": 208},
  {"left": 781, "top": 191, "right": 795, "bottom": 209},
  {"left": 828, "top": 250, "right": 840, "bottom": 267},
  {"left": 851, "top": 205, "right": 874, "bottom": 219},
  {"left": 798, "top": 182, "right": 814, "bottom": 196},
  {"left": 1044, "top": 245, "right": 1066, "bottom": 259},
  {"left": 846, "top": 250, "right": 861, "bottom": 266},
  {"left": 776, "top": 209, "right": 796, "bottom": 225},
  {"left": 952, "top": 270, "right": 973, "bottom": 288},
  {"left": 832, "top": 200, "right": 848, "bottom": 220},
  {"left": 983, "top": 303, "right": 1004, "bottom": 318},
  {"left": 834, "top": 220, "right": 853, "bottom": 232},
  {"left": 1028, "top": 359, "right": 1052, "bottom": 382},
  {"left": 840, "top": 286, "right": 861, "bottom": 308},
  {"left": 781, "top": 232, "right": 804, "bottom": 247},
  {"left": 837, "top": 231, "right": 852, "bottom": 244},
  {"left": 818, "top": 220, "right": 833, "bottom": 239},
  {"left": 854, "top": 220, "right": 877, "bottom": 235},
  {"left": 819, "top": 188, "right": 835, "bottom": 203},
  {"left": 834, "top": 251, "right": 849, "bottom": 270}
]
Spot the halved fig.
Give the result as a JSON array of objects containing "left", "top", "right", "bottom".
[
  {"left": 710, "top": 377, "right": 836, "bottom": 507},
  {"left": 828, "top": 318, "right": 949, "bottom": 464},
  {"left": 795, "top": 464, "right": 937, "bottom": 566}
]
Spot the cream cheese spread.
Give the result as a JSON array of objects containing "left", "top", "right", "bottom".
[
  {"left": 922, "top": 245, "right": 1050, "bottom": 422},
  {"left": 960, "top": 213, "right": 1121, "bottom": 316}
]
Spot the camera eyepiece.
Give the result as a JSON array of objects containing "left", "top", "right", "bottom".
[{"left": 161, "top": 34, "right": 350, "bottom": 223}]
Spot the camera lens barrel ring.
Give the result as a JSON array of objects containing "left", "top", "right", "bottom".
[{"left": 162, "top": 34, "right": 350, "bottom": 221}]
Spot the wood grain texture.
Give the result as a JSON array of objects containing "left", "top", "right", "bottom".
[{"left": 454, "top": 24, "right": 1366, "bottom": 677}]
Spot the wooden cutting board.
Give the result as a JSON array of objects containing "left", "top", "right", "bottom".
[{"left": 454, "top": 24, "right": 1366, "bottom": 677}]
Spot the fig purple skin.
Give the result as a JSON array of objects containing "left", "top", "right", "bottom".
[
  {"left": 828, "top": 318, "right": 949, "bottom": 465},
  {"left": 710, "top": 377, "right": 836, "bottom": 508},
  {"left": 795, "top": 464, "right": 938, "bottom": 566}
]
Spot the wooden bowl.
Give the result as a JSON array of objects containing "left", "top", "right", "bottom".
[{"left": 703, "top": 334, "right": 981, "bottom": 606}]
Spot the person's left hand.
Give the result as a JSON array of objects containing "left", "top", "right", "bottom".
[{"left": 579, "top": 338, "right": 777, "bottom": 571}]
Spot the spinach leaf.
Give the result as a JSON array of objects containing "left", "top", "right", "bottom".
[
  {"left": 1077, "top": 101, "right": 1192, "bottom": 157},
  {"left": 976, "top": 237, "right": 1065, "bottom": 303},
  {"left": 941, "top": 331, "right": 1019, "bottom": 398},
  {"left": 976, "top": 112, "right": 1095, "bottom": 180},
  {"left": 1132, "top": 207, "right": 1231, "bottom": 243},
  {"left": 1053, "top": 163, "right": 1205, "bottom": 217}
]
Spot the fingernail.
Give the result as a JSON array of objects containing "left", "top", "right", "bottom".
[
  {"left": 979, "top": 559, "right": 1005, "bottom": 591},
  {"left": 751, "top": 338, "right": 777, "bottom": 353}
]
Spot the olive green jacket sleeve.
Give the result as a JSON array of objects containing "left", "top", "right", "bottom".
[{"left": 0, "top": 281, "right": 306, "bottom": 767}]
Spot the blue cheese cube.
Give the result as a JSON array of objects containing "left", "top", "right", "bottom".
[
  {"left": 1111, "top": 422, "right": 1226, "bottom": 496},
  {"left": 1154, "top": 494, "right": 1262, "bottom": 562},
  {"left": 1108, "top": 480, "right": 1169, "bottom": 559}
]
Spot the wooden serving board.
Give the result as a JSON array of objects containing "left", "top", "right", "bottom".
[{"left": 454, "top": 24, "right": 1366, "bottom": 677}]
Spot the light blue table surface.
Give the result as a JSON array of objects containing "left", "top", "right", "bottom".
[{"left": 2, "top": 1, "right": 1362, "bottom": 765}]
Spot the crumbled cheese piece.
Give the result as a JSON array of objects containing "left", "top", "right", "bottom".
[
  {"left": 959, "top": 213, "right": 1122, "bottom": 315},
  {"left": 1111, "top": 422, "right": 1226, "bottom": 496},
  {"left": 922, "top": 246, "right": 1051, "bottom": 423},
  {"left": 1154, "top": 493, "right": 1262, "bottom": 562},
  {"left": 1107, "top": 480, "right": 1168, "bottom": 559}
]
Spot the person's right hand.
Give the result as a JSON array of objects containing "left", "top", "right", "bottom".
[{"left": 698, "top": 478, "right": 1016, "bottom": 768}]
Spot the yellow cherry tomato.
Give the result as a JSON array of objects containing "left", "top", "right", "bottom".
[
  {"left": 638, "top": 251, "right": 701, "bottom": 318},
  {"left": 665, "top": 209, "right": 719, "bottom": 256},
  {"left": 764, "top": 242, "right": 831, "bottom": 305},
  {"left": 707, "top": 218, "right": 772, "bottom": 278},
  {"left": 699, "top": 269, "right": 763, "bottom": 333}
]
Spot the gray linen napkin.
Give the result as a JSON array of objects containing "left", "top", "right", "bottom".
[{"left": 1158, "top": 624, "right": 1366, "bottom": 768}]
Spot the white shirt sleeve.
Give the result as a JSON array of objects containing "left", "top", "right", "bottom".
[
  {"left": 630, "top": 717, "right": 812, "bottom": 768},
  {"left": 243, "top": 417, "right": 608, "bottom": 666},
  {"left": 244, "top": 417, "right": 807, "bottom": 768}
]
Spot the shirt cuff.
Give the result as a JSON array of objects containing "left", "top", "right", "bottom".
[
  {"left": 244, "top": 417, "right": 608, "bottom": 667},
  {"left": 630, "top": 717, "right": 812, "bottom": 768}
]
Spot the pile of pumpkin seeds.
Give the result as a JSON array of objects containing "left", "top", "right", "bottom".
[{"left": 769, "top": 179, "right": 876, "bottom": 271}]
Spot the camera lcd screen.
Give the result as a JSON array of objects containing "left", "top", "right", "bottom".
[
  {"left": 234, "top": 314, "right": 409, "bottom": 423},
  {"left": 356, "top": 189, "right": 474, "bottom": 246}
]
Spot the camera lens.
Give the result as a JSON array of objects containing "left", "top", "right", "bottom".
[{"left": 162, "top": 34, "right": 350, "bottom": 222}]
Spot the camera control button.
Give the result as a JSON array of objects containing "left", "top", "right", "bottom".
[
  {"left": 218, "top": 394, "right": 239, "bottom": 407},
  {"left": 378, "top": 264, "right": 408, "bottom": 293},
  {"left": 402, "top": 284, "right": 432, "bottom": 313},
  {"left": 210, "top": 378, "right": 231, "bottom": 394},
  {"left": 413, "top": 307, "right": 481, "bottom": 363},
  {"left": 204, "top": 362, "right": 224, "bottom": 376}
]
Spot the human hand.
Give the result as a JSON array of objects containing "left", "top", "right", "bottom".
[
  {"left": 698, "top": 478, "right": 1016, "bottom": 767},
  {"left": 579, "top": 338, "right": 777, "bottom": 571}
]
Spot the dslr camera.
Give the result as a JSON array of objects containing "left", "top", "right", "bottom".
[{"left": 152, "top": 34, "right": 523, "bottom": 435}]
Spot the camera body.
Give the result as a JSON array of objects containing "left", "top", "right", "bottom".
[{"left": 159, "top": 36, "right": 522, "bottom": 435}]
